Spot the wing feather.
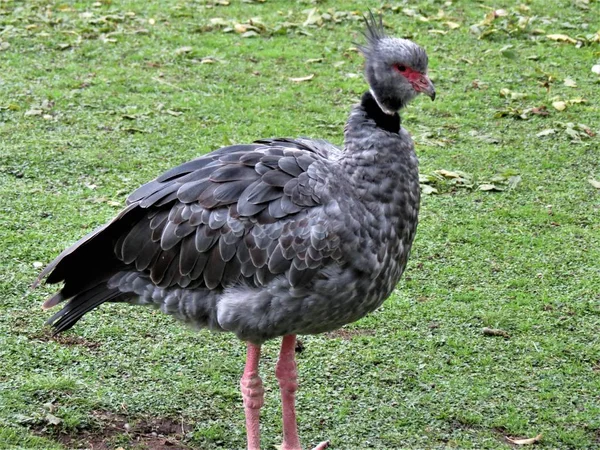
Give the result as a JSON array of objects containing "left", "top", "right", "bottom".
[{"left": 40, "top": 138, "right": 346, "bottom": 313}]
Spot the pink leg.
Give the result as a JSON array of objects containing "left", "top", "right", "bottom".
[
  {"left": 241, "top": 342, "right": 264, "bottom": 450},
  {"left": 276, "top": 335, "right": 329, "bottom": 450}
]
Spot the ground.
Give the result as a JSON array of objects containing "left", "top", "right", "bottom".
[{"left": 0, "top": 0, "right": 599, "bottom": 449}]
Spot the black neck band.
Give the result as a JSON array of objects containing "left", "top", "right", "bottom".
[{"left": 361, "top": 92, "right": 401, "bottom": 134}]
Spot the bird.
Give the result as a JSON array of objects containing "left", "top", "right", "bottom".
[{"left": 35, "top": 13, "right": 434, "bottom": 450}]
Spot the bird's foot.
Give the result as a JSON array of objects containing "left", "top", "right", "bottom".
[{"left": 277, "top": 440, "right": 330, "bottom": 450}]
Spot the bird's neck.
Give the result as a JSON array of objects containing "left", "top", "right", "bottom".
[
  {"left": 339, "top": 88, "right": 420, "bottom": 225},
  {"left": 359, "top": 91, "right": 401, "bottom": 133},
  {"left": 341, "top": 91, "right": 417, "bottom": 183}
]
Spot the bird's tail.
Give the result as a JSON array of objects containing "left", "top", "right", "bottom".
[{"left": 34, "top": 203, "right": 145, "bottom": 333}]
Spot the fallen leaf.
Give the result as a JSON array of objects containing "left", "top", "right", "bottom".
[
  {"left": 537, "top": 129, "right": 556, "bottom": 137},
  {"left": 33, "top": 262, "right": 44, "bottom": 269},
  {"left": 531, "top": 106, "right": 549, "bottom": 116},
  {"left": 552, "top": 101, "right": 567, "bottom": 111},
  {"left": 289, "top": 74, "right": 314, "bottom": 82},
  {"left": 209, "top": 17, "right": 228, "bottom": 27},
  {"left": 241, "top": 31, "right": 259, "bottom": 38},
  {"left": 563, "top": 77, "right": 577, "bottom": 88},
  {"left": 445, "top": 21, "right": 460, "bottom": 29},
  {"left": 592, "top": 65, "right": 600, "bottom": 75},
  {"left": 175, "top": 46, "right": 193, "bottom": 55},
  {"left": 234, "top": 23, "right": 248, "bottom": 33},
  {"left": 420, "top": 184, "right": 438, "bottom": 195},
  {"left": 470, "top": 132, "right": 500, "bottom": 144},
  {"left": 24, "top": 109, "right": 43, "bottom": 116},
  {"left": 506, "top": 434, "right": 543, "bottom": 445},
  {"left": 436, "top": 169, "right": 461, "bottom": 179},
  {"left": 0, "top": 41, "right": 10, "bottom": 51},
  {"left": 547, "top": 34, "right": 577, "bottom": 44},
  {"left": 305, "top": 58, "right": 323, "bottom": 64},
  {"left": 45, "top": 413, "right": 62, "bottom": 425},
  {"left": 478, "top": 184, "right": 505, "bottom": 191},
  {"left": 419, "top": 174, "right": 437, "bottom": 184},
  {"left": 303, "top": 8, "right": 322, "bottom": 27},
  {"left": 589, "top": 179, "right": 600, "bottom": 189},
  {"left": 482, "top": 327, "right": 510, "bottom": 338},
  {"left": 575, "top": 123, "right": 594, "bottom": 136},
  {"left": 166, "top": 110, "right": 182, "bottom": 116}
]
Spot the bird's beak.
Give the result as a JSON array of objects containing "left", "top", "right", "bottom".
[{"left": 419, "top": 75, "right": 436, "bottom": 101}]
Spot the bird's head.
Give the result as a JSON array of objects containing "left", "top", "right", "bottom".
[{"left": 357, "top": 13, "right": 435, "bottom": 115}]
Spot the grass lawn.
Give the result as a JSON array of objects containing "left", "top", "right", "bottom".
[{"left": 1, "top": 0, "right": 599, "bottom": 448}]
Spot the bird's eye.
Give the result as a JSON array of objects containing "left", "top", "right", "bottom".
[{"left": 395, "top": 64, "right": 407, "bottom": 72}]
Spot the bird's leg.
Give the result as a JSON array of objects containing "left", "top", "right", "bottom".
[
  {"left": 241, "top": 342, "right": 264, "bottom": 450},
  {"left": 276, "top": 335, "right": 301, "bottom": 450},
  {"left": 276, "top": 335, "right": 329, "bottom": 450}
]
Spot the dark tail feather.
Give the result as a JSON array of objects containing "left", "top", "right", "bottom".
[
  {"left": 42, "top": 292, "right": 64, "bottom": 310},
  {"left": 34, "top": 203, "right": 144, "bottom": 304},
  {"left": 46, "top": 283, "right": 125, "bottom": 334}
]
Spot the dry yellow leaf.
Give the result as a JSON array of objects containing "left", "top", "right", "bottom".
[
  {"left": 289, "top": 74, "right": 314, "bottom": 82},
  {"left": 506, "top": 434, "right": 543, "bottom": 445},
  {"left": 547, "top": 34, "right": 577, "bottom": 44},
  {"left": 563, "top": 77, "right": 577, "bottom": 88},
  {"left": 436, "top": 169, "right": 460, "bottom": 179},
  {"left": 552, "top": 101, "right": 567, "bottom": 111},
  {"left": 445, "top": 21, "right": 461, "bottom": 29},
  {"left": 234, "top": 23, "right": 248, "bottom": 33},
  {"left": 589, "top": 179, "right": 600, "bottom": 189}
]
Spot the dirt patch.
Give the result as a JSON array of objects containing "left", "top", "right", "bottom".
[
  {"left": 29, "top": 329, "right": 102, "bottom": 350},
  {"left": 324, "top": 328, "right": 375, "bottom": 340},
  {"left": 36, "top": 411, "right": 192, "bottom": 450}
]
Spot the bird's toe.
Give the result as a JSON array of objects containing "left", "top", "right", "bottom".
[{"left": 311, "top": 440, "right": 330, "bottom": 450}]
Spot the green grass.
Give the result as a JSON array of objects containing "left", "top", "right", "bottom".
[{"left": 1, "top": 0, "right": 599, "bottom": 449}]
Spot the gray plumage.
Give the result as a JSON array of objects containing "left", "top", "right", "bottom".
[{"left": 36, "top": 14, "right": 434, "bottom": 345}]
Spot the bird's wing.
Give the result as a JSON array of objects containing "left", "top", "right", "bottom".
[
  {"left": 118, "top": 139, "right": 344, "bottom": 290},
  {"left": 40, "top": 139, "right": 346, "bottom": 304}
]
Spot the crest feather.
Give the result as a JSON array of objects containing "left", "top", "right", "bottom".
[{"left": 357, "top": 10, "right": 386, "bottom": 56}]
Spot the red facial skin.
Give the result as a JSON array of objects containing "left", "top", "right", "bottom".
[{"left": 393, "top": 64, "right": 432, "bottom": 94}]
